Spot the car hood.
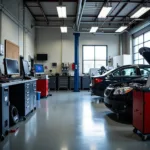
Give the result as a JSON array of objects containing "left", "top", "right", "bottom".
[
  {"left": 139, "top": 47, "right": 150, "bottom": 64},
  {"left": 108, "top": 77, "right": 147, "bottom": 88}
]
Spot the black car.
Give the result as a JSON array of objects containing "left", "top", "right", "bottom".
[
  {"left": 91, "top": 64, "right": 150, "bottom": 97},
  {"left": 104, "top": 47, "right": 150, "bottom": 117}
]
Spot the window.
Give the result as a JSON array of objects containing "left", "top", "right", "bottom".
[
  {"left": 112, "top": 69, "right": 121, "bottom": 77},
  {"left": 83, "top": 46, "right": 107, "bottom": 73},
  {"left": 139, "top": 66, "right": 150, "bottom": 77},
  {"left": 133, "top": 31, "right": 150, "bottom": 65},
  {"left": 120, "top": 68, "right": 136, "bottom": 76}
]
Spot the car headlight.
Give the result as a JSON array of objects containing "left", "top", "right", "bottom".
[{"left": 113, "top": 87, "right": 133, "bottom": 95}]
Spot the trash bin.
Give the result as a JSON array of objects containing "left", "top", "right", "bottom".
[{"left": 36, "top": 91, "right": 41, "bottom": 100}]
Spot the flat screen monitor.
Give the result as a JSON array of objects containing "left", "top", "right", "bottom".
[
  {"left": 4, "top": 58, "right": 19, "bottom": 75},
  {"left": 22, "top": 60, "right": 30, "bottom": 75},
  {"left": 37, "top": 54, "right": 48, "bottom": 61},
  {"left": 52, "top": 63, "right": 57, "bottom": 67},
  {"left": 34, "top": 64, "right": 44, "bottom": 74}
]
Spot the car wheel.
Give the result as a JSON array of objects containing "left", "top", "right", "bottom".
[
  {"left": 142, "top": 135, "right": 147, "bottom": 141},
  {"left": 9, "top": 105, "right": 19, "bottom": 126}
]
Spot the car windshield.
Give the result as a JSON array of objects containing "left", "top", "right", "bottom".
[{"left": 139, "top": 66, "right": 150, "bottom": 77}]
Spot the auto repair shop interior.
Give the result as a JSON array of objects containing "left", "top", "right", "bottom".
[{"left": 1, "top": 0, "right": 150, "bottom": 149}]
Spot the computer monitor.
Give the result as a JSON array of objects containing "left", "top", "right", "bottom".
[
  {"left": 52, "top": 63, "right": 57, "bottom": 67},
  {"left": 22, "top": 60, "right": 30, "bottom": 75},
  {"left": 4, "top": 58, "right": 19, "bottom": 75},
  {"left": 34, "top": 64, "right": 44, "bottom": 74}
]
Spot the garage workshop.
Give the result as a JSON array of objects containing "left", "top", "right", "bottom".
[{"left": 1, "top": 0, "right": 150, "bottom": 149}]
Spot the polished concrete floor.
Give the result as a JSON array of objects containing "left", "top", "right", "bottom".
[{"left": 0, "top": 91, "right": 150, "bottom": 150}]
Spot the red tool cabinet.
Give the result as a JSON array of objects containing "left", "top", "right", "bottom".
[
  {"left": 36, "top": 79, "right": 49, "bottom": 97},
  {"left": 133, "top": 90, "right": 150, "bottom": 141}
]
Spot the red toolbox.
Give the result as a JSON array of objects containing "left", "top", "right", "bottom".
[
  {"left": 36, "top": 79, "right": 49, "bottom": 97},
  {"left": 133, "top": 90, "right": 150, "bottom": 141}
]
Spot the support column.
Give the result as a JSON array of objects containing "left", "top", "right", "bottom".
[{"left": 74, "top": 33, "right": 80, "bottom": 92}]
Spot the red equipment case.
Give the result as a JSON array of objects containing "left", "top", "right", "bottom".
[
  {"left": 36, "top": 79, "right": 49, "bottom": 97},
  {"left": 133, "top": 90, "right": 150, "bottom": 141}
]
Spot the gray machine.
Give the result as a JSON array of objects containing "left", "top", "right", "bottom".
[
  {"left": 58, "top": 76, "right": 68, "bottom": 90},
  {"left": 70, "top": 76, "right": 81, "bottom": 90},
  {"left": 82, "top": 76, "right": 90, "bottom": 89},
  {"left": 49, "top": 76, "right": 57, "bottom": 90}
]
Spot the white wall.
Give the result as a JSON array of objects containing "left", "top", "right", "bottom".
[
  {"left": 0, "top": 0, "right": 35, "bottom": 73},
  {"left": 36, "top": 28, "right": 119, "bottom": 75}
]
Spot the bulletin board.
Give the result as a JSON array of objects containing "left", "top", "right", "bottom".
[{"left": 5, "top": 40, "right": 19, "bottom": 60}]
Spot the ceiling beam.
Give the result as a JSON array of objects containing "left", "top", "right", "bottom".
[
  {"left": 86, "top": 0, "right": 150, "bottom": 2},
  {"left": 25, "top": 3, "right": 37, "bottom": 21},
  {"left": 37, "top": 1, "right": 49, "bottom": 25},
  {"left": 27, "top": 6, "right": 39, "bottom": 7},
  {"left": 25, "top": 0, "right": 150, "bottom": 3},
  {"left": 81, "top": 21, "right": 131, "bottom": 24},
  {"left": 77, "top": 0, "right": 87, "bottom": 31},
  {"left": 25, "top": 0, "right": 77, "bottom": 2},
  {"left": 76, "top": 0, "right": 82, "bottom": 30},
  {"left": 110, "top": 3, "right": 128, "bottom": 21},
  {"left": 34, "top": 14, "right": 126, "bottom": 18},
  {"left": 94, "top": 1, "right": 105, "bottom": 21},
  {"left": 124, "top": 3, "right": 141, "bottom": 17},
  {"left": 120, "top": 0, "right": 146, "bottom": 21},
  {"left": 100, "top": 1, "right": 121, "bottom": 28}
]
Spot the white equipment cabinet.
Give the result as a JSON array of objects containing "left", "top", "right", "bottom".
[{"left": 113, "top": 54, "right": 132, "bottom": 68}]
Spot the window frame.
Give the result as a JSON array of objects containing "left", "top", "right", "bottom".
[
  {"left": 119, "top": 67, "right": 137, "bottom": 77},
  {"left": 133, "top": 30, "right": 150, "bottom": 65},
  {"left": 139, "top": 65, "right": 150, "bottom": 77},
  {"left": 82, "top": 45, "right": 108, "bottom": 74}
]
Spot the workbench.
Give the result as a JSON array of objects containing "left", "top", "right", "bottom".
[{"left": 0, "top": 79, "right": 37, "bottom": 141}]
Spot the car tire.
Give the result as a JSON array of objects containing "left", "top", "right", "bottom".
[{"left": 9, "top": 105, "right": 19, "bottom": 126}]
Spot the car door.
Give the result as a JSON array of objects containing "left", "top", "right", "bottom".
[{"left": 120, "top": 67, "right": 140, "bottom": 82}]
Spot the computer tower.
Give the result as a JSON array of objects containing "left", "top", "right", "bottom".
[{"left": 0, "top": 86, "right": 9, "bottom": 140}]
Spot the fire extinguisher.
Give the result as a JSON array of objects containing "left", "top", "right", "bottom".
[{"left": 72, "top": 63, "right": 75, "bottom": 70}]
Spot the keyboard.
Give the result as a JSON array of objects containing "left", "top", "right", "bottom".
[
  {"left": 9, "top": 79, "right": 23, "bottom": 82},
  {"left": 9, "top": 77, "right": 23, "bottom": 82}
]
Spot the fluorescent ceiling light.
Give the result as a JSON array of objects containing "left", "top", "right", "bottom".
[
  {"left": 60, "top": 26, "right": 67, "bottom": 33},
  {"left": 115, "top": 26, "right": 128, "bottom": 32},
  {"left": 90, "top": 27, "right": 98, "bottom": 33},
  {"left": 131, "top": 7, "right": 150, "bottom": 18},
  {"left": 98, "top": 6, "right": 112, "bottom": 18},
  {"left": 57, "top": 6, "right": 67, "bottom": 18}
]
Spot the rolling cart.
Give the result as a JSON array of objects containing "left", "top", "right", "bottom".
[{"left": 132, "top": 75, "right": 150, "bottom": 141}]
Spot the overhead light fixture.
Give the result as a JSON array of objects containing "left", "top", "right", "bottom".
[
  {"left": 131, "top": 7, "right": 150, "bottom": 18},
  {"left": 60, "top": 26, "right": 67, "bottom": 33},
  {"left": 56, "top": 6, "right": 67, "bottom": 18},
  {"left": 90, "top": 27, "right": 98, "bottom": 33},
  {"left": 98, "top": 6, "right": 112, "bottom": 18},
  {"left": 115, "top": 26, "right": 128, "bottom": 32}
]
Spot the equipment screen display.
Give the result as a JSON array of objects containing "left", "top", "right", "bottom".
[
  {"left": 23, "top": 60, "right": 30, "bottom": 75},
  {"left": 34, "top": 64, "right": 44, "bottom": 73},
  {"left": 5, "top": 59, "right": 19, "bottom": 75},
  {"left": 52, "top": 63, "right": 57, "bottom": 67}
]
